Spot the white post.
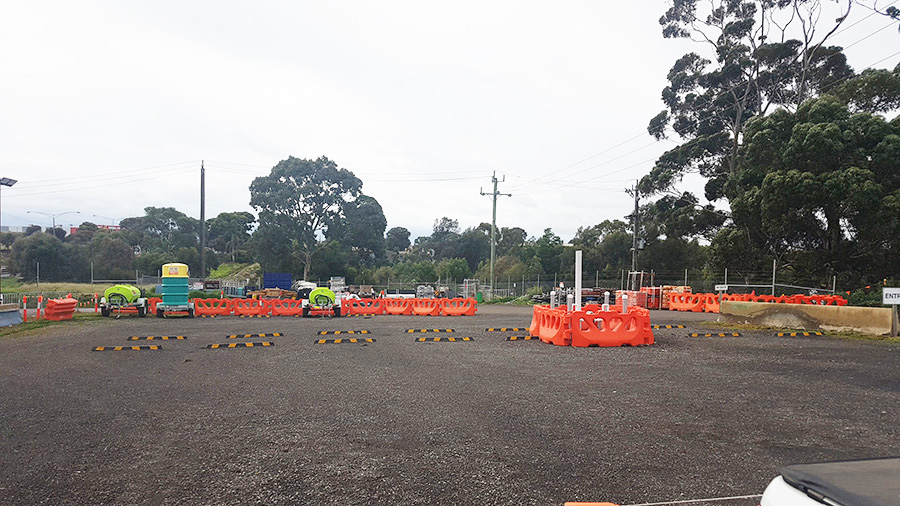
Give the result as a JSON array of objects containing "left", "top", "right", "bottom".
[
  {"left": 772, "top": 258, "right": 777, "bottom": 296},
  {"left": 603, "top": 291, "right": 610, "bottom": 312},
  {"left": 549, "top": 290, "right": 556, "bottom": 309},
  {"left": 575, "top": 250, "right": 583, "bottom": 311},
  {"left": 622, "top": 293, "right": 629, "bottom": 314},
  {"left": 567, "top": 293, "right": 574, "bottom": 312}
]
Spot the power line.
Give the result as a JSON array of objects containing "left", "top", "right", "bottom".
[
  {"left": 5, "top": 166, "right": 197, "bottom": 198},
  {"left": 509, "top": 17, "right": 900, "bottom": 193},
  {"left": 11, "top": 160, "right": 200, "bottom": 188}
]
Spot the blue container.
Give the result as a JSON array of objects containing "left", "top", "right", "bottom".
[
  {"left": 263, "top": 272, "right": 293, "bottom": 290},
  {"left": 160, "top": 277, "right": 190, "bottom": 306}
]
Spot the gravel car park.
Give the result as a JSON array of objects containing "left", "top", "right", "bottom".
[{"left": 1, "top": 305, "right": 898, "bottom": 505}]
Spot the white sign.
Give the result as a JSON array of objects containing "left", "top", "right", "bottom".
[
  {"left": 715, "top": 284, "right": 728, "bottom": 292},
  {"left": 883, "top": 287, "right": 900, "bottom": 305}
]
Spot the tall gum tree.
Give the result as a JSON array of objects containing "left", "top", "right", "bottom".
[{"left": 250, "top": 156, "right": 361, "bottom": 280}]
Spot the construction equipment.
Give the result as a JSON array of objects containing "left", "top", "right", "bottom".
[
  {"left": 156, "top": 263, "right": 194, "bottom": 317},
  {"left": 302, "top": 287, "right": 343, "bottom": 317},
  {"left": 99, "top": 284, "right": 149, "bottom": 317}
]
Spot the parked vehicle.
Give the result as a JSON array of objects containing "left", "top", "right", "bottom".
[{"left": 99, "top": 284, "right": 148, "bottom": 317}]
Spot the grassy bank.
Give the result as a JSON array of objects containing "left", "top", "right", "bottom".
[
  {"left": 0, "top": 312, "right": 108, "bottom": 339},
  {"left": 0, "top": 281, "right": 156, "bottom": 295}
]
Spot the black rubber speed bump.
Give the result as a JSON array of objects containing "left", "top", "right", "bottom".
[
  {"left": 406, "top": 329, "right": 455, "bottom": 333},
  {"left": 128, "top": 336, "right": 186, "bottom": 341},
  {"left": 94, "top": 345, "right": 162, "bottom": 351},
  {"left": 317, "top": 330, "right": 370, "bottom": 335},
  {"left": 227, "top": 333, "right": 282, "bottom": 339},
  {"left": 653, "top": 325, "right": 685, "bottom": 329},
  {"left": 485, "top": 327, "right": 526, "bottom": 332},
  {"left": 688, "top": 332, "right": 742, "bottom": 337},
  {"left": 316, "top": 338, "right": 375, "bottom": 344},
  {"left": 239, "top": 315, "right": 271, "bottom": 318},
  {"left": 415, "top": 336, "right": 471, "bottom": 342},
  {"left": 506, "top": 336, "right": 537, "bottom": 341},
  {"left": 777, "top": 331, "right": 824, "bottom": 337},
  {"left": 208, "top": 342, "right": 274, "bottom": 349}
]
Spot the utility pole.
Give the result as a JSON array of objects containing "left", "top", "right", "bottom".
[
  {"left": 200, "top": 160, "right": 206, "bottom": 278},
  {"left": 631, "top": 183, "right": 639, "bottom": 290},
  {"left": 480, "top": 172, "right": 511, "bottom": 301}
]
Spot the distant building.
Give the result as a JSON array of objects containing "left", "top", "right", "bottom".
[{"left": 69, "top": 224, "right": 121, "bottom": 235}]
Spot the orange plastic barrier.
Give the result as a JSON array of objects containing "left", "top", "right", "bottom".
[
  {"left": 193, "top": 298, "right": 234, "bottom": 316},
  {"left": 343, "top": 298, "right": 385, "bottom": 315},
  {"left": 669, "top": 293, "right": 704, "bottom": 312},
  {"left": 530, "top": 304, "right": 654, "bottom": 347},
  {"left": 269, "top": 299, "right": 304, "bottom": 316},
  {"left": 569, "top": 306, "right": 654, "bottom": 347},
  {"left": 703, "top": 293, "right": 720, "bottom": 313},
  {"left": 531, "top": 305, "right": 571, "bottom": 346},
  {"left": 442, "top": 298, "right": 478, "bottom": 316},
  {"left": 148, "top": 297, "right": 162, "bottom": 313},
  {"left": 382, "top": 298, "right": 412, "bottom": 315},
  {"left": 410, "top": 299, "right": 443, "bottom": 316},
  {"left": 232, "top": 298, "right": 268, "bottom": 316},
  {"left": 43, "top": 297, "right": 77, "bottom": 321}
]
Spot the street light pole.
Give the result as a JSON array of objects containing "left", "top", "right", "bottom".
[
  {"left": 92, "top": 214, "right": 118, "bottom": 226},
  {"left": 26, "top": 210, "right": 80, "bottom": 231},
  {"left": 0, "top": 178, "right": 17, "bottom": 300}
]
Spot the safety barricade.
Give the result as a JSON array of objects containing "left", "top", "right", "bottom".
[
  {"left": 703, "top": 293, "right": 720, "bottom": 313},
  {"left": 343, "top": 298, "right": 385, "bottom": 316},
  {"left": 569, "top": 306, "right": 654, "bottom": 347},
  {"left": 148, "top": 298, "right": 162, "bottom": 314},
  {"left": 382, "top": 298, "right": 412, "bottom": 315},
  {"left": 43, "top": 298, "right": 77, "bottom": 321},
  {"left": 269, "top": 299, "right": 304, "bottom": 316},
  {"left": 410, "top": 299, "right": 443, "bottom": 316},
  {"left": 193, "top": 298, "right": 234, "bottom": 316},
  {"left": 531, "top": 305, "right": 571, "bottom": 346},
  {"left": 669, "top": 293, "right": 704, "bottom": 312},
  {"left": 232, "top": 298, "right": 268, "bottom": 316},
  {"left": 442, "top": 298, "right": 478, "bottom": 316}
]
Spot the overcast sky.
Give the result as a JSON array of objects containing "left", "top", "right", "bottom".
[{"left": 2, "top": 1, "right": 898, "bottom": 242}]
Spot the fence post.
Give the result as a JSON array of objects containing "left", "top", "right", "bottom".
[
  {"left": 772, "top": 258, "right": 776, "bottom": 296},
  {"left": 684, "top": 268, "right": 688, "bottom": 287}
]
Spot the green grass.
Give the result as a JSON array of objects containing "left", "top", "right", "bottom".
[
  {"left": 209, "top": 262, "right": 255, "bottom": 280},
  {"left": 0, "top": 312, "right": 108, "bottom": 339},
  {"left": 1, "top": 281, "right": 155, "bottom": 295}
]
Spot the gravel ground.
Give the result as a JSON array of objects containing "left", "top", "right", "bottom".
[{"left": 1, "top": 305, "right": 898, "bottom": 506}]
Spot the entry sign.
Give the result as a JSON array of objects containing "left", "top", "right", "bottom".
[
  {"left": 715, "top": 284, "right": 728, "bottom": 292},
  {"left": 883, "top": 287, "right": 900, "bottom": 305}
]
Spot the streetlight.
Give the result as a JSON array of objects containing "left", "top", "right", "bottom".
[
  {"left": 26, "top": 210, "right": 80, "bottom": 230},
  {"left": 0, "top": 177, "right": 17, "bottom": 301},
  {"left": 92, "top": 214, "right": 118, "bottom": 226}
]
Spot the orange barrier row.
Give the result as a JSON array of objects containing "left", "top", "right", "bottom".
[
  {"left": 529, "top": 304, "right": 654, "bottom": 347},
  {"left": 668, "top": 293, "right": 704, "bottom": 312},
  {"left": 669, "top": 292, "right": 849, "bottom": 313},
  {"left": 43, "top": 298, "right": 77, "bottom": 321},
  {"left": 187, "top": 297, "right": 479, "bottom": 317}
]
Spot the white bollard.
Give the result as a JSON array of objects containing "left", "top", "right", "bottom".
[
  {"left": 549, "top": 290, "right": 556, "bottom": 309},
  {"left": 603, "top": 291, "right": 610, "bottom": 312},
  {"left": 575, "top": 250, "right": 582, "bottom": 311},
  {"left": 622, "top": 293, "right": 629, "bottom": 314},
  {"left": 567, "top": 294, "right": 574, "bottom": 312}
]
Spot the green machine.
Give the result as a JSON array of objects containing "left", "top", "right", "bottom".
[
  {"left": 301, "top": 287, "right": 343, "bottom": 317},
  {"left": 100, "top": 284, "right": 148, "bottom": 317},
  {"left": 156, "top": 263, "right": 194, "bottom": 317}
]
